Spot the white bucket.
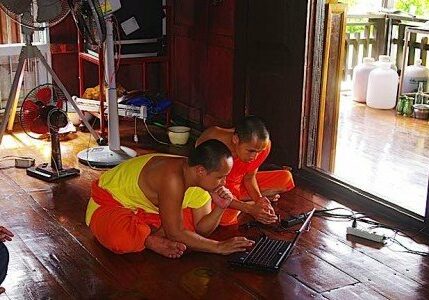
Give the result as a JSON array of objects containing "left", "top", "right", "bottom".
[{"left": 167, "top": 126, "right": 191, "bottom": 145}]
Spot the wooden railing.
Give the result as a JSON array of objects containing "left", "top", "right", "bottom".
[
  {"left": 343, "top": 13, "right": 429, "bottom": 81},
  {"left": 391, "top": 23, "right": 429, "bottom": 68},
  {"left": 344, "top": 21, "right": 378, "bottom": 80}
]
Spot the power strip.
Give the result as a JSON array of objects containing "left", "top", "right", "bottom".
[{"left": 346, "top": 226, "right": 386, "bottom": 244}]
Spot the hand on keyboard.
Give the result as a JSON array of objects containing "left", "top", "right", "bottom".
[{"left": 216, "top": 237, "right": 255, "bottom": 255}]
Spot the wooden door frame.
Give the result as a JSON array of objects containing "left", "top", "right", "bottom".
[
  {"left": 316, "top": 2, "right": 346, "bottom": 171},
  {"left": 299, "top": 0, "right": 429, "bottom": 226}
]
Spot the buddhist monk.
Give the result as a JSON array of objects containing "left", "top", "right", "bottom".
[
  {"left": 196, "top": 116, "right": 295, "bottom": 225},
  {"left": 86, "top": 139, "right": 254, "bottom": 258}
]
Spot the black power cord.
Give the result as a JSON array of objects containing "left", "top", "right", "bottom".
[{"left": 243, "top": 206, "right": 429, "bottom": 257}]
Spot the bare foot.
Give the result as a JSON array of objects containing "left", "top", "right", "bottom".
[{"left": 145, "top": 235, "right": 187, "bottom": 259}]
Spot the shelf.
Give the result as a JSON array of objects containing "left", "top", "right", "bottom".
[{"left": 79, "top": 51, "right": 168, "bottom": 66}]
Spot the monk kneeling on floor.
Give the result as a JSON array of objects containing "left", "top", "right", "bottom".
[
  {"left": 85, "top": 140, "right": 253, "bottom": 258},
  {"left": 196, "top": 116, "right": 295, "bottom": 226}
]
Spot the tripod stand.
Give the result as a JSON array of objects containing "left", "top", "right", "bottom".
[{"left": 0, "top": 28, "right": 104, "bottom": 145}]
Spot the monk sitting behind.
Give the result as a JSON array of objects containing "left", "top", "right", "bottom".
[
  {"left": 196, "top": 116, "right": 295, "bottom": 226},
  {"left": 86, "top": 139, "right": 254, "bottom": 258}
]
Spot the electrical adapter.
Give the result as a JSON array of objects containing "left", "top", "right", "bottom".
[
  {"left": 15, "top": 157, "right": 35, "bottom": 168},
  {"left": 281, "top": 213, "right": 307, "bottom": 228}
]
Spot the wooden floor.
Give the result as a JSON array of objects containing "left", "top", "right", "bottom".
[
  {"left": 335, "top": 92, "right": 429, "bottom": 216},
  {"left": 0, "top": 121, "right": 429, "bottom": 299}
]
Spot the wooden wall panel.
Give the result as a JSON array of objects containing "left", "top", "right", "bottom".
[
  {"left": 208, "top": 0, "right": 235, "bottom": 37},
  {"left": 172, "top": 36, "right": 192, "bottom": 104},
  {"left": 244, "top": 0, "right": 309, "bottom": 167},
  {"left": 173, "top": 0, "right": 197, "bottom": 27},
  {"left": 205, "top": 45, "right": 233, "bottom": 127},
  {"left": 49, "top": 15, "right": 79, "bottom": 95}
]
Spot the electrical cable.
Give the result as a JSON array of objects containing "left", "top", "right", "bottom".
[
  {"left": 143, "top": 118, "right": 169, "bottom": 145},
  {"left": 0, "top": 166, "right": 14, "bottom": 170},
  {"left": 133, "top": 117, "right": 138, "bottom": 143},
  {"left": 387, "top": 236, "right": 429, "bottom": 257},
  {"left": 273, "top": 205, "right": 429, "bottom": 257},
  {"left": 0, "top": 155, "right": 34, "bottom": 161}
]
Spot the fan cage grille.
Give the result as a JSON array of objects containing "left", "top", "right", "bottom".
[
  {"left": 20, "top": 83, "right": 68, "bottom": 138},
  {"left": 0, "top": 0, "right": 70, "bottom": 30},
  {"left": 68, "top": 0, "right": 106, "bottom": 46}
]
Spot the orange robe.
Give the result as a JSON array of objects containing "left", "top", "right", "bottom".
[
  {"left": 89, "top": 180, "right": 195, "bottom": 254},
  {"left": 220, "top": 144, "right": 295, "bottom": 226}
]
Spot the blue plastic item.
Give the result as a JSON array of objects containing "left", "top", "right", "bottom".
[{"left": 124, "top": 96, "right": 172, "bottom": 119}]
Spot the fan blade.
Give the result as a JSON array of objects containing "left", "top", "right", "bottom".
[
  {"left": 36, "top": 0, "right": 62, "bottom": 22},
  {"left": 0, "top": 0, "right": 31, "bottom": 15},
  {"left": 30, "top": 115, "right": 49, "bottom": 134},
  {"left": 56, "top": 99, "right": 65, "bottom": 109},
  {"left": 21, "top": 100, "right": 41, "bottom": 133},
  {"left": 22, "top": 98, "right": 39, "bottom": 112},
  {"left": 35, "top": 86, "right": 53, "bottom": 104}
]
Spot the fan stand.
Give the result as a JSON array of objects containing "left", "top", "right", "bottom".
[
  {"left": 0, "top": 26, "right": 105, "bottom": 146},
  {"left": 27, "top": 115, "right": 80, "bottom": 182},
  {"left": 77, "top": 16, "right": 136, "bottom": 167}
]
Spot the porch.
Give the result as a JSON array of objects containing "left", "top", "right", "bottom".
[{"left": 332, "top": 12, "right": 429, "bottom": 216}]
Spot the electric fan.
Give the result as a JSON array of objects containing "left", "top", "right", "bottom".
[
  {"left": 20, "top": 84, "right": 80, "bottom": 181},
  {"left": 69, "top": 0, "right": 137, "bottom": 167},
  {"left": 0, "top": 0, "right": 104, "bottom": 146}
]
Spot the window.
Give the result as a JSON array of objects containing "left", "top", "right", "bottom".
[{"left": 0, "top": 10, "right": 51, "bottom": 111}]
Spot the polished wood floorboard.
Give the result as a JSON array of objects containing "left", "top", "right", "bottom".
[
  {"left": 0, "top": 121, "right": 428, "bottom": 299},
  {"left": 335, "top": 93, "right": 429, "bottom": 216}
]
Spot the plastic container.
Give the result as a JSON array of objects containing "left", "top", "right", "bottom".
[
  {"left": 377, "top": 55, "right": 397, "bottom": 71},
  {"left": 366, "top": 62, "right": 399, "bottom": 109},
  {"left": 414, "top": 82, "right": 426, "bottom": 105},
  {"left": 352, "top": 57, "right": 376, "bottom": 103},
  {"left": 67, "top": 112, "right": 82, "bottom": 126},
  {"left": 413, "top": 104, "right": 429, "bottom": 120},
  {"left": 402, "top": 59, "right": 429, "bottom": 93},
  {"left": 167, "top": 126, "right": 191, "bottom": 145}
]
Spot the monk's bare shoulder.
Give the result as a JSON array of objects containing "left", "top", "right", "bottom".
[
  {"left": 139, "top": 156, "right": 185, "bottom": 199},
  {"left": 196, "top": 126, "right": 233, "bottom": 146}
]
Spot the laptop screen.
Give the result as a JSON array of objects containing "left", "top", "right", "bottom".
[{"left": 283, "top": 208, "right": 315, "bottom": 260}]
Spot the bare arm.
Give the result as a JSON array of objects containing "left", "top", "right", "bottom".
[
  {"left": 242, "top": 169, "right": 263, "bottom": 202},
  {"left": 231, "top": 169, "right": 276, "bottom": 224},
  {"left": 158, "top": 179, "right": 253, "bottom": 254},
  {"left": 192, "top": 201, "right": 225, "bottom": 237}
]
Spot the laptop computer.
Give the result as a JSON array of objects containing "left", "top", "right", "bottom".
[{"left": 228, "top": 208, "right": 315, "bottom": 272}]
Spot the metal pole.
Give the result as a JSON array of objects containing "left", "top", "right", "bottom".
[
  {"left": 105, "top": 16, "right": 121, "bottom": 151},
  {"left": 0, "top": 48, "right": 26, "bottom": 145}
]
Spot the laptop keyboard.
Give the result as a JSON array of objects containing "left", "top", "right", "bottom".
[{"left": 230, "top": 236, "right": 291, "bottom": 271}]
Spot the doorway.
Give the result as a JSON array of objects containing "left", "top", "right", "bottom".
[{"left": 305, "top": 0, "right": 429, "bottom": 218}]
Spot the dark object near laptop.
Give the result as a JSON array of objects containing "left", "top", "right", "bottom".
[{"left": 228, "top": 208, "right": 315, "bottom": 272}]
